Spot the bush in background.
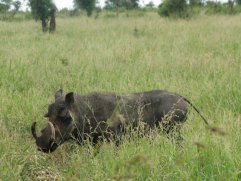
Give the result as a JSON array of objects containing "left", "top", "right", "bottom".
[{"left": 158, "top": 0, "right": 188, "bottom": 18}]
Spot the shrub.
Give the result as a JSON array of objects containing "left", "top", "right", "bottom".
[{"left": 158, "top": 0, "right": 188, "bottom": 18}]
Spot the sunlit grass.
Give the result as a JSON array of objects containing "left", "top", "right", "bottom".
[{"left": 0, "top": 12, "right": 240, "bottom": 180}]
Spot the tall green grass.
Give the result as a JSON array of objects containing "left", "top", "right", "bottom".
[{"left": 0, "top": 13, "right": 240, "bottom": 180}]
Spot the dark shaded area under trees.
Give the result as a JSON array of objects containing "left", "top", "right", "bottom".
[{"left": 158, "top": 0, "right": 241, "bottom": 18}]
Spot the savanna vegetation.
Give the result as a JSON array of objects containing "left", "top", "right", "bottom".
[{"left": 0, "top": 6, "right": 240, "bottom": 181}]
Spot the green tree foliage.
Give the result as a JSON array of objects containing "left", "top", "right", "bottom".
[
  {"left": 189, "top": 0, "right": 203, "bottom": 7},
  {"left": 105, "top": 0, "right": 139, "bottom": 9},
  {"left": 29, "top": 0, "right": 56, "bottom": 32},
  {"left": 74, "top": 0, "right": 96, "bottom": 17},
  {"left": 0, "top": 0, "right": 12, "bottom": 12},
  {"left": 205, "top": 1, "right": 223, "bottom": 14},
  {"left": 104, "top": 0, "right": 114, "bottom": 9},
  {"left": 0, "top": 0, "right": 21, "bottom": 20},
  {"left": 12, "top": 0, "right": 20, "bottom": 10},
  {"left": 236, "top": 0, "right": 241, "bottom": 5},
  {"left": 12, "top": 0, "right": 21, "bottom": 17},
  {"left": 29, "top": 0, "right": 55, "bottom": 20},
  {"left": 145, "top": 1, "right": 155, "bottom": 8},
  {"left": 123, "top": 0, "right": 139, "bottom": 9},
  {"left": 158, "top": 0, "right": 187, "bottom": 18}
]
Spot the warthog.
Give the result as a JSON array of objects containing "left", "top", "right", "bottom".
[{"left": 31, "top": 89, "right": 209, "bottom": 153}]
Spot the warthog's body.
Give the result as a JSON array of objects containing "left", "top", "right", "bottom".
[{"left": 31, "top": 90, "right": 208, "bottom": 153}]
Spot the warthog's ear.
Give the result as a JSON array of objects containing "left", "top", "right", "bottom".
[
  {"left": 65, "top": 92, "right": 74, "bottom": 107},
  {"left": 55, "top": 89, "right": 63, "bottom": 100}
]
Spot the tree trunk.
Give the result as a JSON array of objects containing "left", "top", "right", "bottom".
[
  {"left": 49, "top": 9, "right": 56, "bottom": 33},
  {"left": 41, "top": 18, "right": 48, "bottom": 32},
  {"left": 228, "top": 0, "right": 234, "bottom": 15}
]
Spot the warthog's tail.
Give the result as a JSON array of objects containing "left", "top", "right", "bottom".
[{"left": 183, "top": 98, "right": 209, "bottom": 125}]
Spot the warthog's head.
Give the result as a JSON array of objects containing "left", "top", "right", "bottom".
[{"left": 31, "top": 90, "right": 77, "bottom": 153}]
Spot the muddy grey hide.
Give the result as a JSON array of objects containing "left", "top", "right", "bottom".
[{"left": 31, "top": 89, "right": 208, "bottom": 153}]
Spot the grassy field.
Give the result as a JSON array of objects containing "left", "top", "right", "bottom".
[{"left": 0, "top": 12, "right": 240, "bottom": 180}]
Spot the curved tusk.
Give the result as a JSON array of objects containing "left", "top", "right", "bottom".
[
  {"left": 31, "top": 122, "right": 38, "bottom": 140},
  {"left": 48, "top": 121, "right": 56, "bottom": 140}
]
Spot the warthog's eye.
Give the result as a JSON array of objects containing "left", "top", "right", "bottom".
[
  {"left": 59, "top": 104, "right": 65, "bottom": 109},
  {"left": 57, "top": 106, "right": 71, "bottom": 123},
  {"left": 59, "top": 111, "right": 68, "bottom": 119},
  {"left": 56, "top": 104, "right": 65, "bottom": 115}
]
